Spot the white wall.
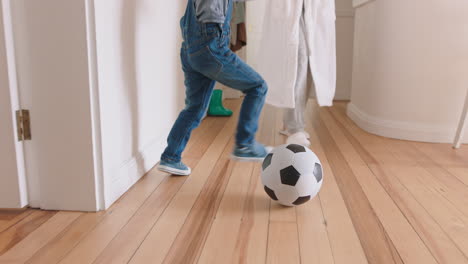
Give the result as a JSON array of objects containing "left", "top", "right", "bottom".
[
  {"left": 93, "top": 0, "right": 186, "bottom": 207},
  {"left": 349, "top": 0, "right": 468, "bottom": 143},
  {"left": 247, "top": 0, "right": 354, "bottom": 101},
  {"left": 335, "top": 0, "right": 355, "bottom": 100},
  {"left": 245, "top": 0, "right": 266, "bottom": 70}
]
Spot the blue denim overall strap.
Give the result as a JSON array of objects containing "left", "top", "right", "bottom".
[{"left": 180, "top": 0, "right": 232, "bottom": 45}]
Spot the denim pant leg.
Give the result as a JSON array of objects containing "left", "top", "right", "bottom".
[
  {"left": 225, "top": 66, "right": 268, "bottom": 147},
  {"left": 190, "top": 39, "right": 268, "bottom": 147},
  {"left": 161, "top": 49, "right": 216, "bottom": 163}
]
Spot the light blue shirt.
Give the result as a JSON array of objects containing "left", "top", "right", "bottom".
[{"left": 194, "top": 0, "right": 235, "bottom": 24}]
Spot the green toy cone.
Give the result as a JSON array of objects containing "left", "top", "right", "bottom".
[{"left": 208, "top": 89, "right": 233, "bottom": 116}]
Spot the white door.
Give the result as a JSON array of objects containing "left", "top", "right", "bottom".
[{"left": 4, "top": 0, "right": 103, "bottom": 211}]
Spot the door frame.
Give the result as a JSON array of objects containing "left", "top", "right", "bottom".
[{"left": 0, "top": 0, "right": 29, "bottom": 209}]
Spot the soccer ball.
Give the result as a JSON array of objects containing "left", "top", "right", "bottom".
[{"left": 261, "top": 144, "right": 323, "bottom": 206}]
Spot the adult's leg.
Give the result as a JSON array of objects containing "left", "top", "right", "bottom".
[{"left": 283, "top": 12, "right": 311, "bottom": 135}]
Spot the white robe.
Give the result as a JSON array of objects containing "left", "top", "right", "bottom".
[{"left": 257, "top": 0, "right": 337, "bottom": 108}]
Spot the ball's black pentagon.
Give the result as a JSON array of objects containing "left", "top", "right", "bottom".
[
  {"left": 293, "top": 195, "right": 311, "bottom": 205},
  {"left": 262, "top": 153, "right": 273, "bottom": 171},
  {"left": 286, "top": 144, "right": 306, "bottom": 154},
  {"left": 280, "top": 166, "right": 301, "bottom": 186},
  {"left": 314, "top": 163, "right": 323, "bottom": 182},
  {"left": 264, "top": 186, "right": 278, "bottom": 201}
]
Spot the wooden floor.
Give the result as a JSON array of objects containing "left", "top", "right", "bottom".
[{"left": 2, "top": 100, "right": 468, "bottom": 264}]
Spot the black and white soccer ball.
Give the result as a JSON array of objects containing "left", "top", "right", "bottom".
[{"left": 261, "top": 144, "right": 323, "bottom": 206}]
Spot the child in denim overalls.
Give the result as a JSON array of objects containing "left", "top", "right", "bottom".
[{"left": 158, "top": 0, "right": 270, "bottom": 176}]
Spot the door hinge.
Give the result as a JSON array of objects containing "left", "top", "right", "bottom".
[{"left": 16, "top": 109, "right": 31, "bottom": 141}]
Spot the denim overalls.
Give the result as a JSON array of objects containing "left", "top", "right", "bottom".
[{"left": 161, "top": 0, "right": 268, "bottom": 163}]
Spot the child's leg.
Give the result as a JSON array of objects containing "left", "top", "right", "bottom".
[
  {"left": 161, "top": 50, "right": 216, "bottom": 163},
  {"left": 191, "top": 48, "right": 267, "bottom": 147}
]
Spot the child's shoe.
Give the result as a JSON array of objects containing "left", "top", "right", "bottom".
[
  {"left": 157, "top": 160, "right": 191, "bottom": 176},
  {"left": 232, "top": 141, "right": 273, "bottom": 162}
]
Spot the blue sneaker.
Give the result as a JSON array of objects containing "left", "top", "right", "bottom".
[
  {"left": 232, "top": 141, "right": 273, "bottom": 162},
  {"left": 157, "top": 160, "right": 191, "bottom": 176}
]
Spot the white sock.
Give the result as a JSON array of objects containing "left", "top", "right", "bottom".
[{"left": 286, "top": 132, "right": 311, "bottom": 147}]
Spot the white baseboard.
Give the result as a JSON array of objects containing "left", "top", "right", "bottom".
[
  {"left": 104, "top": 134, "right": 167, "bottom": 209},
  {"left": 347, "top": 103, "right": 466, "bottom": 144}
]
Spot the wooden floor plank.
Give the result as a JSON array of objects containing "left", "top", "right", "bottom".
[
  {"left": 313, "top": 107, "right": 402, "bottom": 264},
  {"left": 304, "top": 103, "right": 367, "bottom": 264},
  {"left": 330, "top": 103, "right": 468, "bottom": 263},
  {"left": 224, "top": 104, "right": 274, "bottom": 264},
  {"left": 162, "top": 150, "right": 237, "bottom": 264},
  {"left": 229, "top": 165, "right": 271, "bottom": 264},
  {"left": 391, "top": 165, "right": 468, "bottom": 255},
  {"left": 0, "top": 210, "right": 26, "bottom": 221},
  {"left": 129, "top": 139, "right": 233, "bottom": 264},
  {"left": 0, "top": 210, "right": 56, "bottom": 256},
  {"left": 266, "top": 222, "right": 301, "bottom": 264},
  {"left": 129, "top": 105, "right": 239, "bottom": 264},
  {"left": 296, "top": 195, "right": 335, "bottom": 264},
  {"left": 370, "top": 162, "right": 468, "bottom": 263},
  {"left": 265, "top": 107, "right": 301, "bottom": 264},
  {"left": 384, "top": 139, "right": 468, "bottom": 219},
  {"left": 412, "top": 142, "right": 468, "bottom": 168},
  {"left": 322, "top": 107, "right": 439, "bottom": 264},
  {"left": 92, "top": 176, "right": 185, "bottom": 264},
  {"left": 307, "top": 127, "right": 368, "bottom": 264},
  {"left": 230, "top": 104, "right": 275, "bottom": 264},
  {"left": 0, "top": 211, "right": 80, "bottom": 263},
  {"left": 197, "top": 104, "right": 272, "bottom": 264},
  {"left": 26, "top": 211, "right": 106, "bottom": 264},
  {"left": 447, "top": 167, "right": 468, "bottom": 187},
  {"left": 57, "top": 170, "right": 168, "bottom": 264},
  {"left": 0, "top": 209, "right": 33, "bottom": 234},
  {"left": 406, "top": 154, "right": 468, "bottom": 218},
  {"left": 195, "top": 162, "right": 255, "bottom": 264}
]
